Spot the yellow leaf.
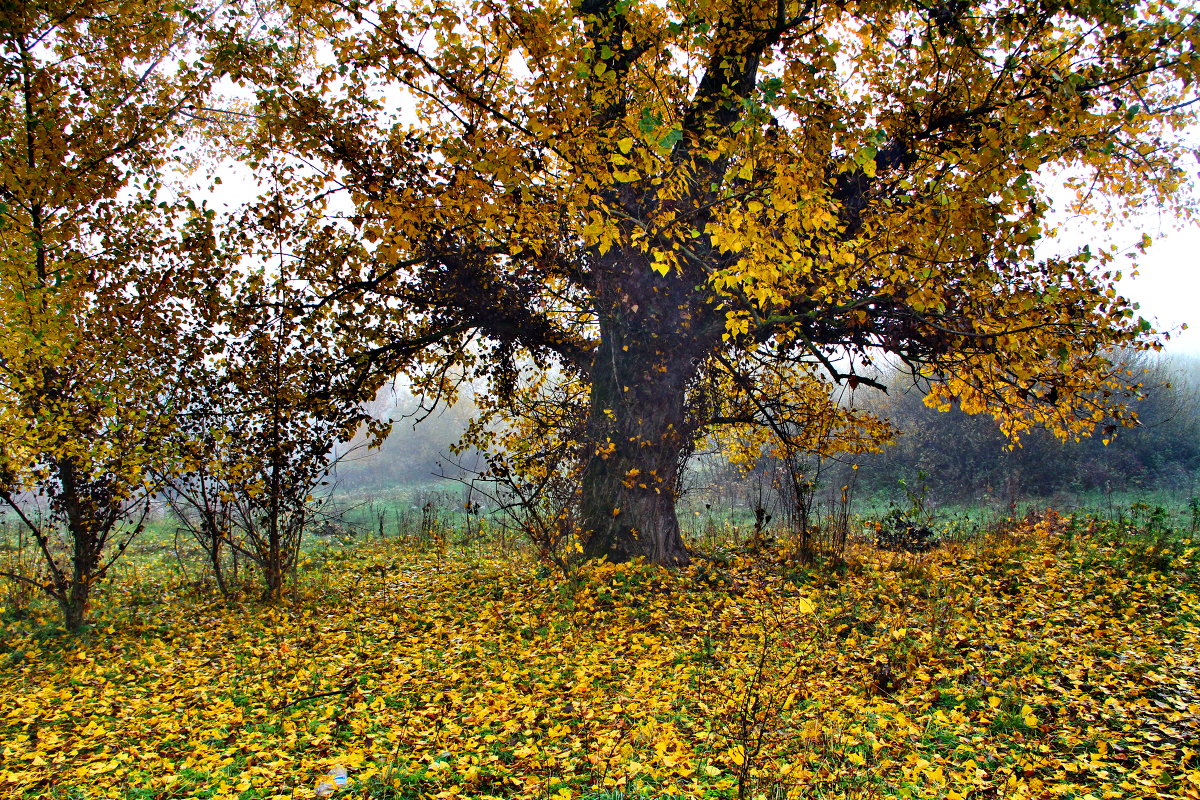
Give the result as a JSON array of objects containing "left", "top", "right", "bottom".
[
  {"left": 729, "top": 745, "right": 745, "bottom": 766},
  {"left": 618, "top": 137, "right": 633, "bottom": 154}
]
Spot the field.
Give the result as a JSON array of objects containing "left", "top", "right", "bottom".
[{"left": 0, "top": 507, "right": 1198, "bottom": 800}]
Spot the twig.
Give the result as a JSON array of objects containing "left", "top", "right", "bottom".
[{"left": 274, "top": 686, "right": 352, "bottom": 711}]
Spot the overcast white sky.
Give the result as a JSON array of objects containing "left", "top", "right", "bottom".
[{"left": 1119, "top": 225, "right": 1200, "bottom": 356}]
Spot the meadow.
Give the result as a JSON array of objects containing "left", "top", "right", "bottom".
[{"left": 0, "top": 501, "right": 1197, "bottom": 800}]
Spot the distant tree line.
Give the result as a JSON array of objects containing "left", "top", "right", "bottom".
[
  {"left": 337, "top": 354, "right": 1200, "bottom": 536},
  {"left": 840, "top": 355, "right": 1200, "bottom": 504},
  {"left": 331, "top": 389, "right": 480, "bottom": 493}
]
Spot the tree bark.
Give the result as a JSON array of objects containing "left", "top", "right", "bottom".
[
  {"left": 60, "top": 583, "right": 89, "bottom": 633},
  {"left": 578, "top": 252, "right": 715, "bottom": 565},
  {"left": 59, "top": 459, "right": 99, "bottom": 632}
]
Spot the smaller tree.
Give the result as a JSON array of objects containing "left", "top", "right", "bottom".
[
  {"left": 0, "top": 206, "right": 222, "bottom": 629},
  {"left": 160, "top": 426, "right": 243, "bottom": 597},
  {"left": 226, "top": 292, "right": 363, "bottom": 601},
  {"left": 0, "top": 0, "right": 237, "bottom": 629},
  {"left": 164, "top": 241, "right": 388, "bottom": 600},
  {"left": 458, "top": 372, "right": 590, "bottom": 575},
  {"left": 703, "top": 359, "right": 894, "bottom": 557}
]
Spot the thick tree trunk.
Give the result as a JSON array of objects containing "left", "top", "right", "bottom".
[
  {"left": 579, "top": 338, "right": 691, "bottom": 564},
  {"left": 578, "top": 254, "right": 714, "bottom": 565}
]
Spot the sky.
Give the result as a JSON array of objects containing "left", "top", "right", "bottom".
[{"left": 1120, "top": 225, "right": 1200, "bottom": 356}]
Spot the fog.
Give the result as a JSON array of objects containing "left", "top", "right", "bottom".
[{"left": 331, "top": 354, "right": 1200, "bottom": 510}]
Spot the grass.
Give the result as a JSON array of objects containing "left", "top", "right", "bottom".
[{"left": 0, "top": 500, "right": 1198, "bottom": 799}]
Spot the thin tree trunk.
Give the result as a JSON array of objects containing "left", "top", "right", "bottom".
[
  {"left": 60, "top": 460, "right": 99, "bottom": 631},
  {"left": 207, "top": 519, "right": 230, "bottom": 597},
  {"left": 60, "top": 582, "right": 89, "bottom": 633}
]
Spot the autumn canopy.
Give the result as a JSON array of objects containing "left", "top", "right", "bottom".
[{"left": 248, "top": 0, "right": 1198, "bottom": 564}]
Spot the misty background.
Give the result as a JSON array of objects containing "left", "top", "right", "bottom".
[{"left": 331, "top": 353, "right": 1200, "bottom": 515}]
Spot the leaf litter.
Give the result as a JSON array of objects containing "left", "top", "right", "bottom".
[{"left": 0, "top": 511, "right": 1196, "bottom": 799}]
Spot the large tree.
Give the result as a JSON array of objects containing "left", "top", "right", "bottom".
[{"left": 255, "top": 0, "right": 1198, "bottom": 564}]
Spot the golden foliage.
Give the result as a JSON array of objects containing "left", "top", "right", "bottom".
[
  {"left": 240, "top": 0, "right": 1200, "bottom": 560},
  {"left": 266, "top": 0, "right": 1200, "bottom": 441}
]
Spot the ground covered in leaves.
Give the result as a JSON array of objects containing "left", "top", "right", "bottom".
[{"left": 1, "top": 511, "right": 1198, "bottom": 799}]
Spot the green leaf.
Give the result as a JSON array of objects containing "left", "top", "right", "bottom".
[
  {"left": 638, "top": 107, "right": 662, "bottom": 134},
  {"left": 657, "top": 128, "right": 682, "bottom": 150},
  {"left": 758, "top": 76, "right": 784, "bottom": 105}
]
